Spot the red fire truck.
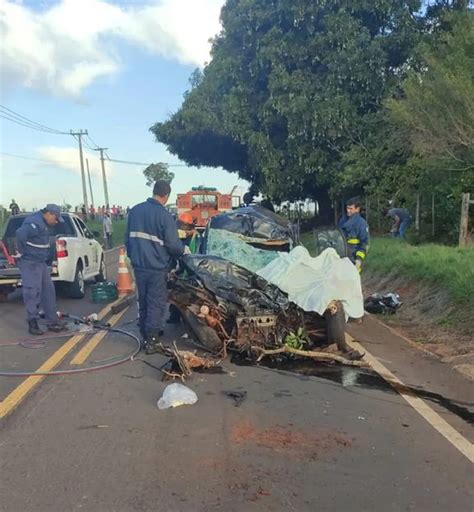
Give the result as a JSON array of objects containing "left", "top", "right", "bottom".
[{"left": 176, "top": 186, "right": 234, "bottom": 229}]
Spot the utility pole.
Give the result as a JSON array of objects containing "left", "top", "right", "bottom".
[
  {"left": 71, "top": 130, "right": 89, "bottom": 217},
  {"left": 94, "top": 147, "right": 110, "bottom": 208},
  {"left": 86, "top": 158, "right": 94, "bottom": 209}
]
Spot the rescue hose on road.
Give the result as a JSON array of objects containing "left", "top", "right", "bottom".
[{"left": 0, "top": 324, "right": 141, "bottom": 377}]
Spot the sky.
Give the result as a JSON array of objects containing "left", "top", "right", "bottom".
[{"left": 0, "top": 0, "right": 249, "bottom": 210}]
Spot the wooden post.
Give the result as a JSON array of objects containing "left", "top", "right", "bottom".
[
  {"left": 431, "top": 193, "right": 435, "bottom": 238},
  {"left": 459, "top": 193, "right": 470, "bottom": 247},
  {"left": 377, "top": 196, "right": 381, "bottom": 231},
  {"left": 415, "top": 194, "right": 420, "bottom": 232}
]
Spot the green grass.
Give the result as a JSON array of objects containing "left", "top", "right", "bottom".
[
  {"left": 86, "top": 218, "right": 127, "bottom": 249},
  {"left": 301, "top": 232, "right": 474, "bottom": 307}
]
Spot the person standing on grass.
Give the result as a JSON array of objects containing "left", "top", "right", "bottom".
[
  {"left": 387, "top": 207, "right": 412, "bottom": 239},
  {"left": 338, "top": 197, "right": 369, "bottom": 272},
  {"left": 103, "top": 213, "right": 113, "bottom": 250},
  {"left": 10, "top": 199, "right": 20, "bottom": 216}
]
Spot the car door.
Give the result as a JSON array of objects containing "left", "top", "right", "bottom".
[{"left": 73, "top": 217, "right": 98, "bottom": 278}]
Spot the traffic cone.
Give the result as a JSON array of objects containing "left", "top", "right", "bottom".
[{"left": 117, "top": 247, "right": 134, "bottom": 296}]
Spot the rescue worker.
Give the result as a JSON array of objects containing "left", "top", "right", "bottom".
[
  {"left": 15, "top": 204, "right": 68, "bottom": 335},
  {"left": 10, "top": 199, "right": 20, "bottom": 216},
  {"left": 387, "top": 207, "right": 412, "bottom": 239},
  {"left": 125, "top": 181, "right": 184, "bottom": 354},
  {"left": 167, "top": 212, "right": 200, "bottom": 324},
  {"left": 338, "top": 197, "right": 369, "bottom": 272}
]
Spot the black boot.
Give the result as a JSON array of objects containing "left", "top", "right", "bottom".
[
  {"left": 145, "top": 330, "right": 163, "bottom": 355},
  {"left": 166, "top": 305, "right": 181, "bottom": 324},
  {"left": 28, "top": 319, "right": 44, "bottom": 336}
]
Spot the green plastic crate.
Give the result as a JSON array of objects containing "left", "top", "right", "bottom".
[{"left": 91, "top": 282, "right": 118, "bottom": 303}]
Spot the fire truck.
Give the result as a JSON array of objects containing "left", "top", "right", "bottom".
[{"left": 176, "top": 186, "right": 235, "bottom": 229}]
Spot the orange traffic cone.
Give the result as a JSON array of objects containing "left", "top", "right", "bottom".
[{"left": 117, "top": 248, "right": 134, "bottom": 296}]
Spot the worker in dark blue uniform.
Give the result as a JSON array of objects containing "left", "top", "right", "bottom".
[
  {"left": 338, "top": 197, "right": 369, "bottom": 272},
  {"left": 125, "top": 181, "right": 184, "bottom": 354},
  {"left": 15, "top": 204, "right": 68, "bottom": 335}
]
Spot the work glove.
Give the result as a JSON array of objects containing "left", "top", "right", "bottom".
[
  {"left": 355, "top": 259, "right": 362, "bottom": 272},
  {"left": 183, "top": 245, "right": 191, "bottom": 255}
]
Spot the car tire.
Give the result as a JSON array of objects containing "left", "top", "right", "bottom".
[
  {"left": 68, "top": 263, "right": 85, "bottom": 299},
  {"left": 325, "top": 302, "right": 348, "bottom": 352},
  {"left": 95, "top": 256, "right": 107, "bottom": 283}
]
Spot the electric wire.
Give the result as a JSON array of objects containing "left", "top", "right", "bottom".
[{"left": 0, "top": 105, "right": 69, "bottom": 135}]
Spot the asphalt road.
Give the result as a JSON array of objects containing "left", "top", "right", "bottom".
[{"left": 0, "top": 248, "right": 473, "bottom": 512}]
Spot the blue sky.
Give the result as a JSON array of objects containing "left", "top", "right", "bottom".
[{"left": 0, "top": 0, "right": 248, "bottom": 210}]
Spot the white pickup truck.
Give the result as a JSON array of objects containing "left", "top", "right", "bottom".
[{"left": 0, "top": 212, "right": 107, "bottom": 300}]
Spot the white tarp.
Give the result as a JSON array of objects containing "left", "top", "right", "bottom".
[{"left": 257, "top": 246, "right": 364, "bottom": 319}]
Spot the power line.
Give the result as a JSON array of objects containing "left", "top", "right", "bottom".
[
  {"left": 105, "top": 156, "right": 189, "bottom": 167},
  {"left": 0, "top": 105, "right": 69, "bottom": 135},
  {"left": 0, "top": 151, "right": 77, "bottom": 165}
]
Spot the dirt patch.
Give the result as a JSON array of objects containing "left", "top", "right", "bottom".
[
  {"left": 363, "top": 272, "right": 474, "bottom": 379},
  {"left": 231, "top": 419, "right": 352, "bottom": 457}
]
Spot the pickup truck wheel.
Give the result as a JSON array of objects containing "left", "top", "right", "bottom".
[
  {"left": 68, "top": 264, "right": 85, "bottom": 299},
  {"left": 95, "top": 257, "right": 107, "bottom": 283}
]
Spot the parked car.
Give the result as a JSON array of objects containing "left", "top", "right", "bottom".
[{"left": 0, "top": 213, "right": 106, "bottom": 300}]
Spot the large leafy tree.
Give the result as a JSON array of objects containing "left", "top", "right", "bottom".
[{"left": 151, "top": 0, "right": 468, "bottom": 221}]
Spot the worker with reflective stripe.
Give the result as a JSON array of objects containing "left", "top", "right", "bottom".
[
  {"left": 125, "top": 181, "right": 184, "bottom": 354},
  {"left": 15, "top": 204, "right": 68, "bottom": 335},
  {"left": 338, "top": 197, "right": 369, "bottom": 272}
]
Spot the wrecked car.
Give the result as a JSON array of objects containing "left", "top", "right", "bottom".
[{"left": 168, "top": 206, "right": 364, "bottom": 365}]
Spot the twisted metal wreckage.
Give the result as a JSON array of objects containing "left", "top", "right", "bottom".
[{"left": 164, "top": 206, "right": 366, "bottom": 380}]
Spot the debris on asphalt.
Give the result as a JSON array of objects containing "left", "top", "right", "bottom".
[
  {"left": 364, "top": 293, "right": 402, "bottom": 315},
  {"left": 78, "top": 424, "right": 109, "bottom": 430},
  {"left": 158, "top": 341, "right": 221, "bottom": 381},
  {"left": 157, "top": 383, "right": 198, "bottom": 409},
  {"left": 223, "top": 390, "right": 247, "bottom": 407}
]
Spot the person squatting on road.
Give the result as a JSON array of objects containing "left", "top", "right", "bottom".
[
  {"left": 387, "top": 207, "right": 412, "bottom": 239},
  {"left": 15, "top": 204, "right": 68, "bottom": 335},
  {"left": 338, "top": 197, "right": 370, "bottom": 272},
  {"left": 125, "top": 181, "right": 184, "bottom": 354}
]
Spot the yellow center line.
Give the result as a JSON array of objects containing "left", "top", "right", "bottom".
[
  {"left": 346, "top": 334, "right": 474, "bottom": 464},
  {"left": 70, "top": 307, "right": 129, "bottom": 365},
  {"left": 0, "top": 295, "right": 127, "bottom": 420}
]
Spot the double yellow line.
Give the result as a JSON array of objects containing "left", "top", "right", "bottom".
[{"left": 0, "top": 297, "right": 130, "bottom": 419}]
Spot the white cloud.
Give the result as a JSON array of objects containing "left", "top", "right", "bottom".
[
  {"left": 0, "top": 0, "right": 223, "bottom": 98},
  {"left": 37, "top": 145, "right": 114, "bottom": 178}
]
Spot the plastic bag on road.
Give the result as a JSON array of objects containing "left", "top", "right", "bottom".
[{"left": 157, "top": 383, "right": 198, "bottom": 410}]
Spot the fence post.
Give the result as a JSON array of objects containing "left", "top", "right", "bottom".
[
  {"left": 415, "top": 194, "right": 420, "bottom": 233},
  {"left": 432, "top": 193, "right": 435, "bottom": 238},
  {"left": 459, "top": 192, "right": 470, "bottom": 247},
  {"left": 377, "top": 196, "right": 381, "bottom": 231}
]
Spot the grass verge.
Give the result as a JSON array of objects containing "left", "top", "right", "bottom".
[
  {"left": 301, "top": 232, "right": 474, "bottom": 307},
  {"left": 86, "top": 218, "right": 127, "bottom": 249}
]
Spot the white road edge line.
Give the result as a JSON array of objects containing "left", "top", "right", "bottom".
[{"left": 346, "top": 334, "right": 474, "bottom": 464}]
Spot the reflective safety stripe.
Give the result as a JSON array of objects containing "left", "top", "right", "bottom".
[
  {"left": 26, "top": 241, "right": 50, "bottom": 249},
  {"left": 347, "top": 238, "right": 360, "bottom": 245},
  {"left": 129, "top": 231, "right": 164, "bottom": 246},
  {"left": 356, "top": 251, "right": 366, "bottom": 260}
]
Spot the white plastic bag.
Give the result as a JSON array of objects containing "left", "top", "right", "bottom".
[{"left": 157, "top": 383, "right": 198, "bottom": 410}]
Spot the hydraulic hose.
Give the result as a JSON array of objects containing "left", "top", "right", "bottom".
[{"left": 0, "top": 325, "right": 141, "bottom": 377}]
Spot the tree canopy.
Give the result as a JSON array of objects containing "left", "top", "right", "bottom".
[
  {"left": 143, "top": 163, "right": 174, "bottom": 187},
  {"left": 151, "top": 0, "right": 472, "bottom": 230}
]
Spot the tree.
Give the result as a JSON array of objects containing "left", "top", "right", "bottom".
[
  {"left": 143, "top": 163, "right": 174, "bottom": 187},
  {"left": 151, "top": 0, "right": 470, "bottom": 223},
  {"left": 151, "top": 0, "right": 425, "bottom": 221},
  {"left": 389, "top": 11, "right": 474, "bottom": 175}
]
